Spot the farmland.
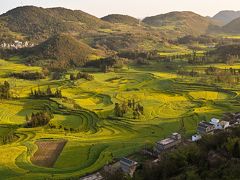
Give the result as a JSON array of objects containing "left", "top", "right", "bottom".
[{"left": 0, "top": 56, "right": 239, "bottom": 179}]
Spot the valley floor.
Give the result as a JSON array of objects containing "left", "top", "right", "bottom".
[{"left": 0, "top": 59, "right": 239, "bottom": 179}]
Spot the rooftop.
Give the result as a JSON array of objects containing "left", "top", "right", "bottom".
[
  {"left": 120, "top": 158, "right": 137, "bottom": 166},
  {"left": 157, "top": 137, "right": 175, "bottom": 145},
  {"left": 199, "top": 121, "right": 214, "bottom": 128}
]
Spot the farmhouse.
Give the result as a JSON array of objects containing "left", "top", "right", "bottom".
[
  {"left": 210, "top": 118, "right": 222, "bottom": 129},
  {"left": 155, "top": 133, "right": 181, "bottom": 153},
  {"left": 80, "top": 172, "right": 103, "bottom": 180},
  {"left": 192, "top": 134, "right": 202, "bottom": 142},
  {"left": 120, "top": 158, "right": 138, "bottom": 177},
  {"left": 197, "top": 121, "right": 215, "bottom": 135}
]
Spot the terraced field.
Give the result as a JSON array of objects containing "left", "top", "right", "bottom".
[{"left": 0, "top": 58, "right": 239, "bottom": 179}]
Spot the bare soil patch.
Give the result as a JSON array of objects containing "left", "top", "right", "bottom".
[{"left": 31, "top": 139, "right": 67, "bottom": 168}]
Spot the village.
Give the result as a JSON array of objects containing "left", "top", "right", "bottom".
[
  {"left": 80, "top": 112, "right": 240, "bottom": 180},
  {"left": 0, "top": 40, "right": 34, "bottom": 49}
]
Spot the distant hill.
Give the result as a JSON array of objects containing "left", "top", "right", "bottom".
[
  {"left": 0, "top": 6, "right": 108, "bottom": 41},
  {"left": 142, "top": 11, "right": 217, "bottom": 35},
  {"left": 213, "top": 10, "right": 240, "bottom": 25},
  {"left": 22, "top": 34, "right": 94, "bottom": 69},
  {"left": 222, "top": 17, "right": 240, "bottom": 34},
  {"left": 101, "top": 14, "right": 140, "bottom": 25}
]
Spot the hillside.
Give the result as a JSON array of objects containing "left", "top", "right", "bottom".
[
  {"left": 213, "top": 10, "right": 240, "bottom": 25},
  {"left": 142, "top": 11, "right": 216, "bottom": 35},
  {"left": 0, "top": 6, "right": 108, "bottom": 41},
  {"left": 101, "top": 14, "right": 140, "bottom": 25},
  {"left": 22, "top": 34, "right": 94, "bottom": 69},
  {"left": 222, "top": 17, "right": 240, "bottom": 34}
]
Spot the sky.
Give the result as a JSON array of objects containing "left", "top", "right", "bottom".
[{"left": 1, "top": 0, "right": 240, "bottom": 18}]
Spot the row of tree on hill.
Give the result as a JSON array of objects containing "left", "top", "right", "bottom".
[
  {"left": 0, "top": 81, "right": 10, "bottom": 99},
  {"left": 25, "top": 110, "right": 54, "bottom": 128},
  {"left": 114, "top": 99, "right": 144, "bottom": 119},
  {"left": 70, "top": 72, "right": 94, "bottom": 81},
  {"left": 30, "top": 86, "right": 62, "bottom": 98},
  {"left": 9, "top": 71, "right": 45, "bottom": 80}
]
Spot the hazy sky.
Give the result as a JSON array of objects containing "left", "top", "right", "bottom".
[{"left": 1, "top": 0, "right": 240, "bottom": 18}]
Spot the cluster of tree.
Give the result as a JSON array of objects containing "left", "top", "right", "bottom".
[
  {"left": 177, "top": 35, "right": 217, "bottom": 44},
  {"left": 48, "top": 124, "right": 83, "bottom": 133},
  {"left": 70, "top": 72, "right": 94, "bottom": 81},
  {"left": 85, "top": 56, "right": 127, "bottom": 73},
  {"left": 25, "top": 110, "right": 54, "bottom": 128},
  {"left": 0, "top": 81, "right": 10, "bottom": 99},
  {"left": 205, "top": 67, "right": 240, "bottom": 85},
  {"left": 114, "top": 99, "right": 144, "bottom": 119},
  {"left": 0, "top": 130, "right": 15, "bottom": 145},
  {"left": 30, "top": 86, "right": 62, "bottom": 98},
  {"left": 9, "top": 71, "right": 45, "bottom": 80}
]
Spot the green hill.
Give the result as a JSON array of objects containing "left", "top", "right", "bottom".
[
  {"left": 101, "top": 14, "right": 140, "bottom": 25},
  {"left": 23, "top": 34, "right": 94, "bottom": 69},
  {"left": 222, "top": 17, "right": 240, "bottom": 34},
  {"left": 142, "top": 11, "right": 216, "bottom": 35},
  {"left": 0, "top": 6, "right": 108, "bottom": 41}
]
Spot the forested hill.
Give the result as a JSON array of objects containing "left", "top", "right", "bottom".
[
  {"left": 0, "top": 6, "right": 109, "bottom": 40},
  {"left": 101, "top": 14, "right": 140, "bottom": 26},
  {"left": 143, "top": 11, "right": 218, "bottom": 35},
  {"left": 20, "top": 34, "right": 94, "bottom": 70}
]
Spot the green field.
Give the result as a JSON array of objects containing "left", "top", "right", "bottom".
[{"left": 0, "top": 58, "right": 239, "bottom": 179}]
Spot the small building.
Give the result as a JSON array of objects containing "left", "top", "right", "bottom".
[
  {"left": 219, "top": 121, "right": 230, "bottom": 129},
  {"left": 197, "top": 121, "right": 215, "bottom": 135},
  {"left": 155, "top": 133, "right": 181, "bottom": 153},
  {"left": 80, "top": 172, "right": 104, "bottom": 180},
  {"left": 210, "top": 118, "right": 222, "bottom": 130},
  {"left": 192, "top": 134, "right": 202, "bottom": 142},
  {"left": 120, "top": 158, "right": 138, "bottom": 177}
]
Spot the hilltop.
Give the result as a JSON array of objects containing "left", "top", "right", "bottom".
[
  {"left": 101, "top": 14, "right": 140, "bottom": 26},
  {"left": 213, "top": 10, "right": 240, "bottom": 25},
  {"left": 142, "top": 11, "right": 217, "bottom": 35},
  {"left": 0, "top": 6, "right": 108, "bottom": 41}
]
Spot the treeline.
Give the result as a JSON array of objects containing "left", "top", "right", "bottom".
[
  {"left": 114, "top": 99, "right": 144, "bottom": 119},
  {"left": 205, "top": 67, "right": 240, "bottom": 85},
  {"left": 85, "top": 56, "right": 127, "bottom": 73},
  {"left": 9, "top": 71, "right": 45, "bottom": 80},
  {"left": 25, "top": 110, "right": 54, "bottom": 128},
  {"left": 30, "top": 86, "right": 62, "bottom": 98},
  {"left": 176, "top": 35, "right": 218, "bottom": 44},
  {"left": 118, "top": 50, "right": 159, "bottom": 60},
  {"left": 0, "top": 81, "right": 10, "bottom": 99},
  {"left": 70, "top": 72, "right": 94, "bottom": 81}
]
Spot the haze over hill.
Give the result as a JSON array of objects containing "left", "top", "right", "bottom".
[
  {"left": 213, "top": 10, "right": 240, "bottom": 25},
  {"left": 222, "top": 17, "right": 240, "bottom": 34}
]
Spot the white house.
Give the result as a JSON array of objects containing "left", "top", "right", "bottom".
[
  {"left": 192, "top": 134, "right": 202, "bottom": 142},
  {"left": 210, "top": 118, "right": 222, "bottom": 130}
]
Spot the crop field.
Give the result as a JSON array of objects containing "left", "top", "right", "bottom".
[{"left": 0, "top": 58, "right": 239, "bottom": 179}]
